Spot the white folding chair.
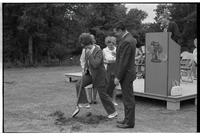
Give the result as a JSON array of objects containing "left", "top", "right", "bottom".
[{"left": 180, "top": 52, "right": 194, "bottom": 82}]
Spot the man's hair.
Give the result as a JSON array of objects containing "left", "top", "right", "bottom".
[
  {"left": 159, "top": 15, "right": 171, "bottom": 20},
  {"left": 113, "top": 21, "right": 126, "bottom": 31},
  {"left": 159, "top": 9, "right": 172, "bottom": 20},
  {"left": 79, "top": 33, "right": 93, "bottom": 47}
]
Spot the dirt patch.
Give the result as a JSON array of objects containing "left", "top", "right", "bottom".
[
  {"left": 48, "top": 110, "right": 110, "bottom": 132},
  {"left": 49, "top": 110, "right": 109, "bottom": 126}
]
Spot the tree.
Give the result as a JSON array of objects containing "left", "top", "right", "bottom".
[
  {"left": 125, "top": 8, "right": 148, "bottom": 47},
  {"left": 153, "top": 4, "right": 170, "bottom": 22},
  {"left": 126, "top": 8, "right": 148, "bottom": 23},
  {"left": 78, "top": 4, "right": 127, "bottom": 47},
  {"left": 169, "top": 4, "right": 196, "bottom": 51},
  {"left": 154, "top": 4, "right": 197, "bottom": 52},
  {"left": 3, "top": 3, "right": 152, "bottom": 67},
  {"left": 17, "top": 4, "right": 49, "bottom": 65},
  {"left": 3, "top": 4, "right": 25, "bottom": 64}
]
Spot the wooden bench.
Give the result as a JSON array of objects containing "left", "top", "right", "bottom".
[
  {"left": 64, "top": 72, "right": 82, "bottom": 83},
  {"left": 64, "top": 72, "right": 121, "bottom": 88},
  {"left": 64, "top": 72, "right": 96, "bottom": 103}
]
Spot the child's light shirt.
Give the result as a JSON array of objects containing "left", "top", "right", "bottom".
[{"left": 103, "top": 46, "right": 116, "bottom": 69}]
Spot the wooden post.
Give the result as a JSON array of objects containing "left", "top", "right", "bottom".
[
  {"left": 69, "top": 77, "right": 72, "bottom": 82},
  {"left": 195, "top": 98, "right": 197, "bottom": 106},
  {"left": 167, "top": 101, "right": 180, "bottom": 110}
]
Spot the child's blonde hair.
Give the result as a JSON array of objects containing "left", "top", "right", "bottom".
[{"left": 105, "top": 36, "right": 116, "bottom": 45}]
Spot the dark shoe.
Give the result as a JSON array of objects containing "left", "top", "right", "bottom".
[
  {"left": 117, "top": 124, "right": 134, "bottom": 129},
  {"left": 92, "top": 101, "right": 97, "bottom": 104},
  {"left": 117, "top": 120, "right": 126, "bottom": 124},
  {"left": 89, "top": 101, "right": 97, "bottom": 104}
]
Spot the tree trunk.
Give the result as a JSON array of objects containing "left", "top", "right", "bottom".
[
  {"left": 47, "top": 50, "right": 50, "bottom": 64},
  {"left": 28, "top": 35, "right": 33, "bottom": 65},
  {"left": 34, "top": 45, "right": 38, "bottom": 65}
]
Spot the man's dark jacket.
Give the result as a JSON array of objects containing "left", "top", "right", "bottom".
[
  {"left": 115, "top": 33, "right": 137, "bottom": 82},
  {"left": 167, "top": 21, "right": 181, "bottom": 43},
  {"left": 86, "top": 46, "right": 107, "bottom": 88}
]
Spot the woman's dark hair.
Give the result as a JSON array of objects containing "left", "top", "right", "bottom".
[{"left": 78, "top": 33, "right": 93, "bottom": 47}]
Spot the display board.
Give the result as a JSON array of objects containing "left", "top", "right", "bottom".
[{"left": 145, "top": 32, "right": 180, "bottom": 96}]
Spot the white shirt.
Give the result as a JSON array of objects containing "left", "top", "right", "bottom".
[
  {"left": 103, "top": 46, "right": 116, "bottom": 69},
  {"left": 80, "top": 44, "right": 100, "bottom": 71},
  {"left": 80, "top": 49, "right": 86, "bottom": 70},
  {"left": 193, "top": 48, "right": 197, "bottom": 63}
]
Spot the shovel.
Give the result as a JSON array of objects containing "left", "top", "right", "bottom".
[{"left": 72, "top": 77, "right": 83, "bottom": 117}]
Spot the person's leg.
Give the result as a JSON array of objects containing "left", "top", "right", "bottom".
[
  {"left": 120, "top": 78, "right": 135, "bottom": 126},
  {"left": 86, "top": 85, "right": 93, "bottom": 104},
  {"left": 138, "top": 65, "right": 142, "bottom": 78},
  {"left": 112, "top": 89, "right": 118, "bottom": 105},
  {"left": 107, "top": 74, "right": 116, "bottom": 98},
  {"left": 76, "top": 74, "right": 92, "bottom": 104},
  {"left": 105, "top": 72, "right": 118, "bottom": 106},
  {"left": 192, "top": 62, "right": 197, "bottom": 79},
  {"left": 195, "top": 63, "right": 197, "bottom": 78},
  {"left": 97, "top": 86, "right": 116, "bottom": 115},
  {"left": 92, "top": 88, "right": 98, "bottom": 103},
  {"left": 108, "top": 74, "right": 118, "bottom": 105},
  {"left": 106, "top": 64, "right": 116, "bottom": 97},
  {"left": 141, "top": 65, "right": 145, "bottom": 78}
]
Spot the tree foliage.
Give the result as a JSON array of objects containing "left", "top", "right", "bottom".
[{"left": 3, "top": 3, "right": 196, "bottom": 67}]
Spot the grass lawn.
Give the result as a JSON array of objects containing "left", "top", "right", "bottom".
[{"left": 3, "top": 66, "right": 197, "bottom": 132}]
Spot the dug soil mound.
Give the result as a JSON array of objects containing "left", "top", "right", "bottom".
[{"left": 49, "top": 110, "right": 109, "bottom": 126}]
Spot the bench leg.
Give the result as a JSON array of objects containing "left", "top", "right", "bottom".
[
  {"left": 167, "top": 101, "right": 180, "bottom": 110},
  {"left": 85, "top": 88, "right": 93, "bottom": 103},
  {"left": 69, "top": 77, "right": 72, "bottom": 82}
]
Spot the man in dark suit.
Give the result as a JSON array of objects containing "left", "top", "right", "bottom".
[
  {"left": 113, "top": 22, "right": 137, "bottom": 128},
  {"left": 73, "top": 33, "right": 117, "bottom": 119},
  {"left": 159, "top": 13, "right": 181, "bottom": 43}
]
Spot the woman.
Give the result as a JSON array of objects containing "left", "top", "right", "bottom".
[
  {"left": 103, "top": 36, "right": 118, "bottom": 106},
  {"left": 73, "top": 33, "right": 117, "bottom": 118},
  {"left": 80, "top": 34, "right": 98, "bottom": 104}
]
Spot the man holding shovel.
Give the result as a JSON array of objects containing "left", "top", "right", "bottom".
[{"left": 72, "top": 33, "right": 117, "bottom": 119}]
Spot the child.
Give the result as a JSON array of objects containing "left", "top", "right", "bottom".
[{"left": 103, "top": 36, "right": 118, "bottom": 106}]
